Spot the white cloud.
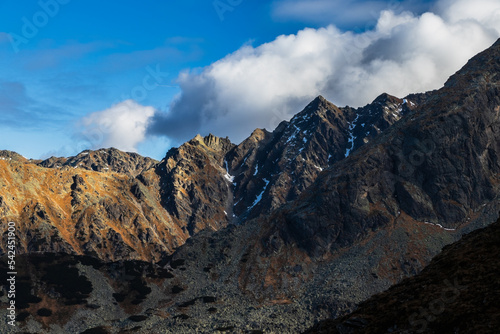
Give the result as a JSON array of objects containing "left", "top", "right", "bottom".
[
  {"left": 79, "top": 100, "right": 155, "bottom": 152},
  {"left": 148, "top": 0, "right": 500, "bottom": 145},
  {"left": 434, "top": 0, "right": 500, "bottom": 26}
]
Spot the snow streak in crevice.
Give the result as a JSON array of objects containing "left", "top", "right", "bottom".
[{"left": 345, "top": 113, "right": 360, "bottom": 158}]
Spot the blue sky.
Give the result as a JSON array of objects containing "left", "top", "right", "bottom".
[{"left": 0, "top": 0, "right": 499, "bottom": 160}]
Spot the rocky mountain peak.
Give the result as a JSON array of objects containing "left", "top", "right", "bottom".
[
  {"left": 157, "top": 133, "right": 236, "bottom": 235},
  {"left": 309, "top": 94, "right": 334, "bottom": 107},
  {"left": 192, "top": 133, "right": 233, "bottom": 152},
  {"left": 373, "top": 92, "right": 401, "bottom": 104},
  {"left": 307, "top": 94, "right": 329, "bottom": 107},
  {"left": 248, "top": 128, "right": 270, "bottom": 142},
  {"left": 0, "top": 150, "right": 27, "bottom": 162},
  {"left": 443, "top": 38, "right": 500, "bottom": 92},
  {"left": 215, "top": 91, "right": 416, "bottom": 222},
  {"left": 300, "top": 94, "right": 341, "bottom": 117}
]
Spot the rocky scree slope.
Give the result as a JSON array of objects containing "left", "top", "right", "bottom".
[{"left": 304, "top": 215, "right": 500, "bottom": 334}]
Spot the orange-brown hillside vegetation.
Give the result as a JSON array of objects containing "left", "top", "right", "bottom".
[{"left": 0, "top": 157, "right": 187, "bottom": 262}]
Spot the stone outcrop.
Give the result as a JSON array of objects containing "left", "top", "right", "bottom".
[{"left": 156, "top": 134, "right": 236, "bottom": 234}]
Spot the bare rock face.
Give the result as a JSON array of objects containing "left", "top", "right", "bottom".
[
  {"left": 156, "top": 134, "right": 236, "bottom": 235},
  {"left": 150, "top": 93, "right": 415, "bottom": 238}
]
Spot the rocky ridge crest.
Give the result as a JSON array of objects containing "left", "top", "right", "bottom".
[{"left": 36, "top": 147, "right": 158, "bottom": 177}]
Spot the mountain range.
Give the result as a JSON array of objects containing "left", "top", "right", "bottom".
[
  {"left": 0, "top": 89, "right": 416, "bottom": 262},
  {"left": 1, "top": 39, "right": 500, "bottom": 333}
]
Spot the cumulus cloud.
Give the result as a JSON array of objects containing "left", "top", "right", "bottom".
[
  {"left": 148, "top": 0, "right": 500, "bottom": 145},
  {"left": 78, "top": 100, "right": 155, "bottom": 152}
]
